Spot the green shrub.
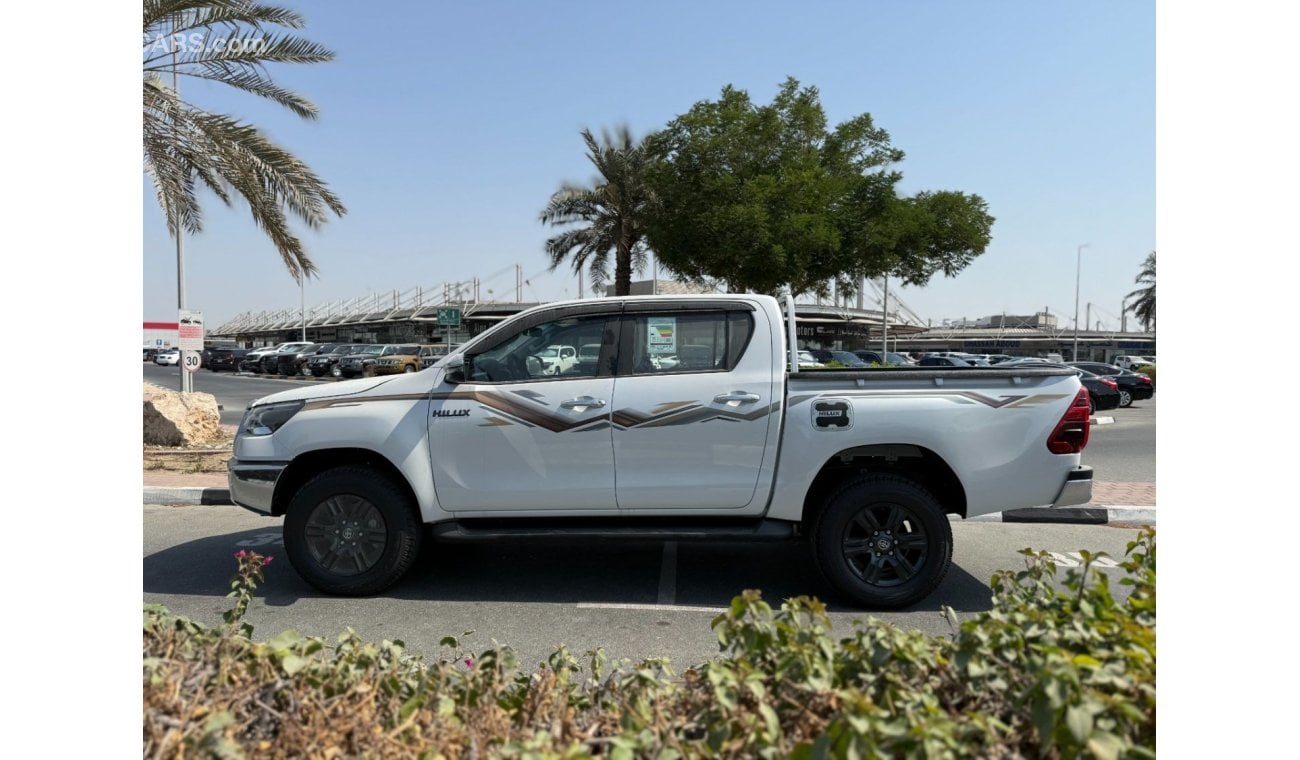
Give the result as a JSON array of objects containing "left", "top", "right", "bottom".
[{"left": 144, "top": 532, "right": 1156, "bottom": 758}]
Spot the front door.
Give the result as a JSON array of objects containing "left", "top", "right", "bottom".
[{"left": 428, "top": 312, "right": 619, "bottom": 512}]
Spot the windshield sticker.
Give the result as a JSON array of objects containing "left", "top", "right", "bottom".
[{"left": 647, "top": 318, "right": 676, "bottom": 353}]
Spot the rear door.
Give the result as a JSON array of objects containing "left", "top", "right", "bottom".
[{"left": 610, "top": 302, "right": 779, "bottom": 510}]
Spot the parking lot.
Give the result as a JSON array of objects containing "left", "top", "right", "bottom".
[{"left": 144, "top": 504, "right": 1145, "bottom": 669}]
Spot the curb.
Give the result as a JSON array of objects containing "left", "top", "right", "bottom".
[
  {"left": 144, "top": 487, "right": 232, "bottom": 506},
  {"left": 1091, "top": 416, "right": 1115, "bottom": 425},
  {"left": 960, "top": 506, "right": 1154, "bottom": 525}
]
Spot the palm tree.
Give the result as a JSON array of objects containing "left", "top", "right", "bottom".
[
  {"left": 540, "top": 127, "right": 655, "bottom": 296},
  {"left": 143, "top": 0, "right": 346, "bottom": 282},
  {"left": 1125, "top": 251, "right": 1156, "bottom": 331}
]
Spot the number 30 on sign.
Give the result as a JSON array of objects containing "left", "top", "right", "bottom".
[{"left": 183, "top": 352, "right": 202, "bottom": 373}]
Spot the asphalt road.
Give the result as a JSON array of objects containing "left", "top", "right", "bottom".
[
  {"left": 144, "top": 504, "right": 1146, "bottom": 671},
  {"left": 1081, "top": 395, "right": 1156, "bottom": 482},
  {"left": 144, "top": 362, "right": 338, "bottom": 425}
]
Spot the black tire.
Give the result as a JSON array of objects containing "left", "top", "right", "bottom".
[
  {"left": 1089, "top": 396, "right": 1097, "bottom": 415},
  {"left": 283, "top": 466, "right": 423, "bottom": 596},
  {"left": 811, "top": 474, "right": 953, "bottom": 609},
  {"left": 403, "top": 364, "right": 416, "bottom": 373},
  {"left": 1119, "top": 389, "right": 1132, "bottom": 408}
]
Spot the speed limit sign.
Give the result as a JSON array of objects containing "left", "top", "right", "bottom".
[{"left": 182, "top": 352, "right": 203, "bottom": 373}]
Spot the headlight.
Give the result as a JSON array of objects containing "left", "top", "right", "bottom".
[{"left": 239, "top": 401, "right": 305, "bottom": 436}]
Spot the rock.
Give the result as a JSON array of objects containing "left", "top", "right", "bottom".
[{"left": 143, "top": 383, "right": 226, "bottom": 446}]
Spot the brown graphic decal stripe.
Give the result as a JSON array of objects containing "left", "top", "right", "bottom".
[{"left": 786, "top": 391, "right": 1070, "bottom": 408}]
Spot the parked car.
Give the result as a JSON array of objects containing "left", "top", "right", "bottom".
[
  {"left": 154, "top": 349, "right": 180, "bottom": 366},
  {"left": 796, "top": 350, "right": 824, "bottom": 369},
  {"left": 305, "top": 344, "right": 363, "bottom": 377},
  {"left": 917, "top": 355, "right": 971, "bottom": 367},
  {"left": 800, "top": 350, "right": 863, "bottom": 366},
  {"left": 986, "top": 355, "right": 1016, "bottom": 364},
  {"left": 207, "top": 348, "right": 248, "bottom": 372},
  {"left": 854, "top": 351, "right": 915, "bottom": 366},
  {"left": 530, "top": 344, "right": 579, "bottom": 375},
  {"left": 335, "top": 344, "right": 387, "bottom": 378},
  {"left": 1003, "top": 360, "right": 1120, "bottom": 413},
  {"left": 241, "top": 343, "right": 293, "bottom": 373},
  {"left": 259, "top": 342, "right": 315, "bottom": 374},
  {"left": 228, "top": 293, "right": 1093, "bottom": 608},
  {"left": 277, "top": 343, "right": 335, "bottom": 376},
  {"left": 1114, "top": 355, "right": 1156, "bottom": 371},
  {"left": 143, "top": 347, "right": 159, "bottom": 362},
  {"left": 1068, "top": 362, "right": 1155, "bottom": 407},
  {"left": 373, "top": 345, "right": 440, "bottom": 375},
  {"left": 420, "top": 346, "right": 460, "bottom": 370}
]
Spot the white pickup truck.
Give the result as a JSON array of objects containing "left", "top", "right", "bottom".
[{"left": 229, "top": 295, "right": 1093, "bottom": 608}]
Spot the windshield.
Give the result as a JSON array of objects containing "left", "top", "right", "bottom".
[
  {"left": 381, "top": 345, "right": 419, "bottom": 356},
  {"left": 537, "top": 348, "right": 559, "bottom": 357}
]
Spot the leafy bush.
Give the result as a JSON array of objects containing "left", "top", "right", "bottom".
[{"left": 144, "top": 532, "right": 1155, "bottom": 758}]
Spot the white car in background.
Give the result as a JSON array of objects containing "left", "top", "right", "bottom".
[
  {"left": 154, "top": 349, "right": 180, "bottom": 366},
  {"left": 1114, "top": 355, "right": 1156, "bottom": 371},
  {"left": 533, "top": 345, "right": 578, "bottom": 375}
]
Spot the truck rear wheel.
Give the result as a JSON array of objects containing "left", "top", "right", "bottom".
[
  {"left": 283, "top": 466, "right": 423, "bottom": 596},
  {"left": 811, "top": 474, "right": 952, "bottom": 609}
]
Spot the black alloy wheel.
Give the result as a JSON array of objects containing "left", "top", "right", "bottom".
[
  {"left": 284, "top": 466, "right": 423, "bottom": 595},
  {"left": 812, "top": 474, "right": 953, "bottom": 609}
]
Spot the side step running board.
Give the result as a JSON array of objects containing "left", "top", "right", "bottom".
[{"left": 430, "top": 518, "right": 796, "bottom": 542}]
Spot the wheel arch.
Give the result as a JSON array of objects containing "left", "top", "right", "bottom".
[
  {"left": 271, "top": 447, "right": 419, "bottom": 518},
  {"left": 801, "top": 443, "right": 969, "bottom": 524}
]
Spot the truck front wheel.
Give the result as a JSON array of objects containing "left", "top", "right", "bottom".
[
  {"left": 283, "top": 466, "right": 423, "bottom": 596},
  {"left": 811, "top": 474, "right": 953, "bottom": 609}
]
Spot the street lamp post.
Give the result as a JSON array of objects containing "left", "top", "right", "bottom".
[
  {"left": 1073, "top": 243, "right": 1089, "bottom": 361},
  {"left": 300, "top": 275, "right": 306, "bottom": 341}
]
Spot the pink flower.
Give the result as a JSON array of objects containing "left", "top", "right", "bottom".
[
  {"left": 464, "top": 658, "right": 474, "bottom": 669},
  {"left": 235, "top": 550, "right": 247, "bottom": 559},
  {"left": 263, "top": 556, "right": 274, "bottom": 566}
]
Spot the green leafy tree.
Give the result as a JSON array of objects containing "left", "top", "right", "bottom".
[
  {"left": 143, "top": 0, "right": 347, "bottom": 282},
  {"left": 644, "top": 78, "right": 993, "bottom": 296},
  {"left": 1126, "top": 251, "right": 1156, "bottom": 331},
  {"left": 540, "top": 126, "right": 656, "bottom": 296}
]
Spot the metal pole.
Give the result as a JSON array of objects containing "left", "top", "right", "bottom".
[
  {"left": 1073, "top": 244, "right": 1088, "bottom": 361},
  {"left": 881, "top": 275, "right": 889, "bottom": 361},
  {"left": 173, "top": 15, "right": 191, "bottom": 394},
  {"left": 300, "top": 276, "right": 306, "bottom": 341}
]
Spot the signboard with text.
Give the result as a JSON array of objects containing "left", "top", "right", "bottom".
[
  {"left": 436, "top": 308, "right": 462, "bottom": 326},
  {"left": 178, "top": 310, "right": 204, "bottom": 351}
]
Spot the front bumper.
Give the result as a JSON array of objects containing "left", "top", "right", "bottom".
[
  {"left": 227, "top": 459, "right": 290, "bottom": 516},
  {"left": 1051, "top": 466, "right": 1094, "bottom": 507}
]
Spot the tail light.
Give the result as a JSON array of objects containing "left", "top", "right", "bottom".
[
  {"left": 1101, "top": 378, "right": 1118, "bottom": 389},
  {"left": 1139, "top": 375, "right": 1152, "bottom": 384},
  {"left": 1047, "top": 387, "right": 1092, "bottom": 454}
]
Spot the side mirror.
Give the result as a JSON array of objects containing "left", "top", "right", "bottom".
[{"left": 444, "top": 354, "right": 466, "bottom": 384}]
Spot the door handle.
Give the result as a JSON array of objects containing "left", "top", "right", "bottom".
[
  {"left": 714, "top": 391, "right": 761, "bottom": 406},
  {"left": 560, "top": 396, "right": 607, "bottom": 410}
]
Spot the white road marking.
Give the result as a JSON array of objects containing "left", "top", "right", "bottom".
[
  {"left": 576, "top": 602, "right": 726, "bottom": 614},
  {"left": 1045, "top": 551, "right": 1120, "bottom": 568},
  {"left": 235, "top": 532, "right": 284, "bottom": 548},
  {"left": 657, "top": 541, "right": 678, "bottom": 605}
]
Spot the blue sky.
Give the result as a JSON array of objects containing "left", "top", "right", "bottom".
[{"left": 142, "top": 0, "right": 1154, "bottom": 330}]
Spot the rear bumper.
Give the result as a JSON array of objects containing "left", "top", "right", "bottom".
[
  {"left": 1051, "top": 466, "right": 1094, "bottom": 507},
  {"left": 227, "top": 459, "right": 289, "bottom": 516}
]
